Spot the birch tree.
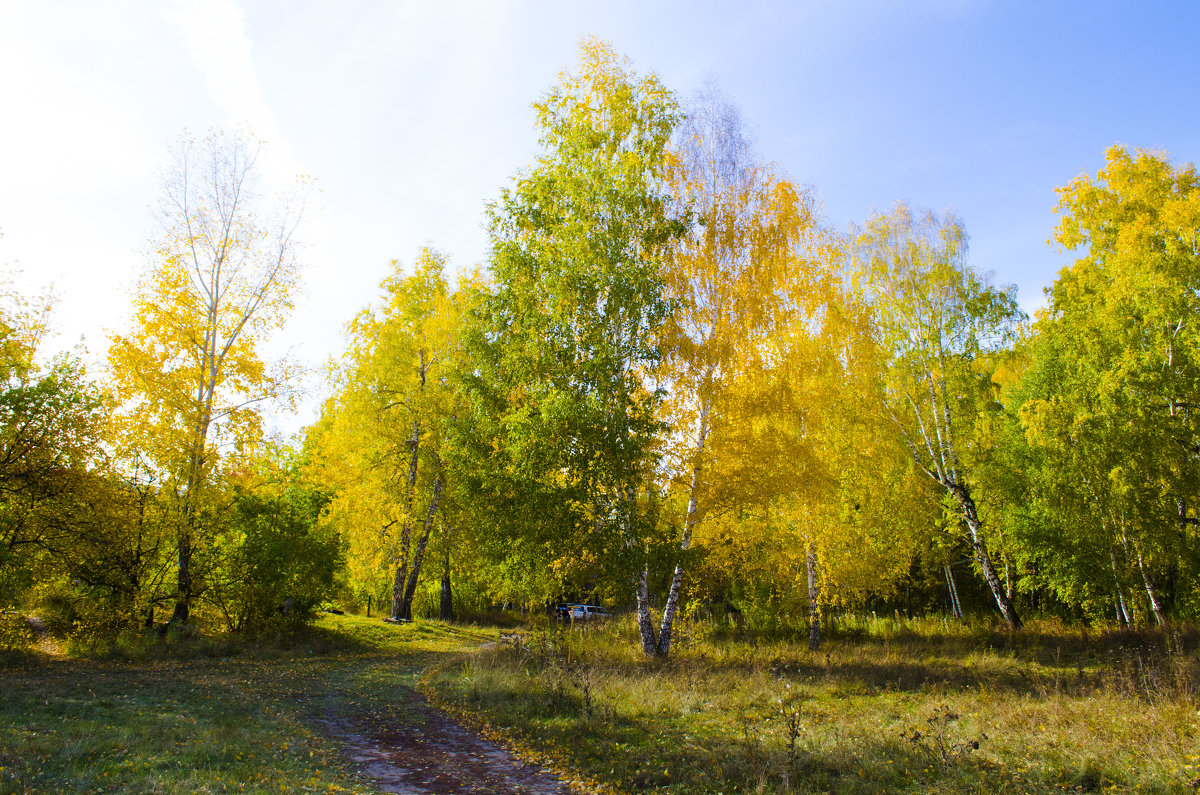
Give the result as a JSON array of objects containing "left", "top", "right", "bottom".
[
  {"left": 854, "top": 203, "right": 1026, "bottom": 629},
  {"left": 655, "top": 84, "right": 845, "bottom": 655},
  {"left": 108, "top": 131, "right": 306, "bottom": 624},
  {"left": 467, "top": 39, "right": 682, "bottom": 653}
]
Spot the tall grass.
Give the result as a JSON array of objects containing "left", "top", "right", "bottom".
[{"left": 427, "top": 613, "right": 1200, "bottom": 793}]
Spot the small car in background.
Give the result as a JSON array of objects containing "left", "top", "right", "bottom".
[
  {"left": 562, "top": 604, "right": 610, "bottom": 621},
  {"left": 559, "top": 610, "right": 604, "bottom": 624}
]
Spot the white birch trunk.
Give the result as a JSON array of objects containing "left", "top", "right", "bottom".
[
  {"left": 806, "top": 542, "right": 820, "bottom": 651},
  {"left": 656, "top": 398, "right": 711, "bottom": 658}
]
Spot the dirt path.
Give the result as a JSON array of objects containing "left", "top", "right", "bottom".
[
  {"left": 318, "top": 685, "right": 583, "bottom": 795},
  {"left": 25, "top": 614, "right": 62, "bottom": 656}
]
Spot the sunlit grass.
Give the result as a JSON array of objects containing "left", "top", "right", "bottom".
[
  {"left": 7, "top": 610, "right": 1196, "bottom": 794},
  {"left": 426, "top": 615, "right": 1200, "bottom": 794}
]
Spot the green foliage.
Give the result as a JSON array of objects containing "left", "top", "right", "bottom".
[
  {"left": 1016, "top": 146, "right": 1200, "bottom": 624},
  {"left": 211, "top": 486, "right": 341, "bottom": 631},
  {"left": 458, "top": 38, "right": 684, "bottom": 607},
  {"left": 853, "top": 203, "right": 1028, "bottom": 628}
]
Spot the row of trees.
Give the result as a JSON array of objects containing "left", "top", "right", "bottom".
[
  {"left": 304, "top": 41, "right": 1200, "bottom": 653},
  {"left": 3, "top": 39, "right": 1197, "bottom": 655}
]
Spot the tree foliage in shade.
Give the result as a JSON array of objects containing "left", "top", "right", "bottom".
[{"left": 0, "top": 270, "right": 108, "bottom": 613}]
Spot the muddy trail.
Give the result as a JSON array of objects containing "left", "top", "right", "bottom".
[{"left": 317, "top": 683, "right": 583, "bottom": 795}]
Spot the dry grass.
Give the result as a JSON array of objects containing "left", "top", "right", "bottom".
[{"left": 426, "top": 616, "right": 1200, "bottom": 793}]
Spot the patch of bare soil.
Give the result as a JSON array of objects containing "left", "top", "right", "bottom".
[{"left": 318, "top": 689, "right": 582, "bottom": 795}]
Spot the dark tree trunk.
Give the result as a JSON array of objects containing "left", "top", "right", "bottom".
[
  {"left": 440, "top": 530, "right": 454, "bottom": 621},
  {"left": 172, "top": 531, "right": 192, "bottom": 624},
  {"left": 399, "top": 477, "right": 443, "bottom": 622},
  {"left": 396, "top": 559, "right": 415, "bottom": 624},
  {"left": 440, "top": 572, "right": 453, "bottom": 621},
  {"left": 390, "top": 421, "right": 423, "bottom": 621}
]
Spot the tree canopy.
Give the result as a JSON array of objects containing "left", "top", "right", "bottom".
[{"left": 4, "top": 46, "right": 1199, "bottom": 654}]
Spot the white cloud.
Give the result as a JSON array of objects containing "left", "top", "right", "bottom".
[{"left": 162, "top": 0, "right": 298, "bottom": 188}]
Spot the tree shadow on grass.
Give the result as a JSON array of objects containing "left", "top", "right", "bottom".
[
  {"left": 661, "top": 623, "right": 1200, "bottom": 701},
  {"left": 482, "top": 682, "right": 1142, "bottom": 794}
]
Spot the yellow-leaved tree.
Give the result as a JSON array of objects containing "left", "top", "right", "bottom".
[
  {"left": 108, "top": 131, "right": 307, "bottom": 624},
  {"left": 307, "top": 249, "right": 466, "bottom": 621},
  {"left": 657, "top": 85, "right": 837, "bottom": 654}
]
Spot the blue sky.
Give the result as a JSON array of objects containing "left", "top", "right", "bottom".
[{"left": 1, "top": 1, "right": 1197, "bottom": 434}]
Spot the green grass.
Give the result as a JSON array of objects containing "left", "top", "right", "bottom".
[
  {"left": 0, "top": 613, "right": 488, "bottom": 794},
  {"left": 425, "top": 616, "right": 1200, "bottom": 794},
  {"left": 7, "top": 611, "right": 1199, "bottom": 794}
]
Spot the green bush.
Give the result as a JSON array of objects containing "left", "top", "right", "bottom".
[{"left": 208, "top": 487, "right": 343, "bottom": 632}]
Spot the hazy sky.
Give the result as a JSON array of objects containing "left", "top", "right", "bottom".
[{"left": 2, "top": 1, "right": 1198, "bottom": 435}]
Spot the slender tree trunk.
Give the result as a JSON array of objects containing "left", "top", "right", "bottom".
[
  {"left": 399, "top": 476, "right": 443, "bottom": 621},
  {"left": 952, "top": 485, "right": 1021, "bottom": 629},
  {"left": 171, "top": 530, "right": 192, "bottom": 624},
  {"left": 636, "top": 563, "right": 658, "bottom": 655},
  {"left": 173, "top": 305, "right": 222, "bottom": 625},
  {"left": 1003, "top": 554, "right": 1016, "bottom": 605},
  {"left": 390, "top": 562, "right": 408, "bottom": 621},
  {"left": 1111, "top": 550, "right": 1131, "bottom": 627},
  {"left": 657, "top": 565, "right": 684, "bottom": 656},
  {"left": 944, "top": 563, "right": 963, "bottom": 620},
  {"left": 174, "top": 423, "right": 209, "bottom": 624},
  {"left": 656, "top": 398, "right": 711, "bottom": 658},
  {"left": 806, "top": 542, "right": 821, "bottom": 651},
  {"left": 1117, "top": 589, "right": 1131, "bottom": 627},
  {"left": 1135, "top": 544, "right": 1167, "bottom": 626},
  {"left": 440, "top": 550, "right": 454, "bottom": 622},
  {"left": 390, "top": 420, "right": 422, "bottom": 620}
]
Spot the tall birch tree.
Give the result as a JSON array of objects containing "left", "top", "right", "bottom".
[
  {"left": 468, "top": 38, "right": 683, "bottom": 654},
  {"left": 854, "top": 203, "right": 1026, "bottom": 629},
  {"left": 657, "top": 85, "right": 831, "bottom": 656}
]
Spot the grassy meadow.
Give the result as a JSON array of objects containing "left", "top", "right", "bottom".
[
  {"left": 3, "top": 611, "right": 1199, "bottom": 794},
  {"left": 425, "top": 616, "right": 1200, "bottom": 794},
  {"left": 0, "top": 614, "right": 488, "bottom": 794}
]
